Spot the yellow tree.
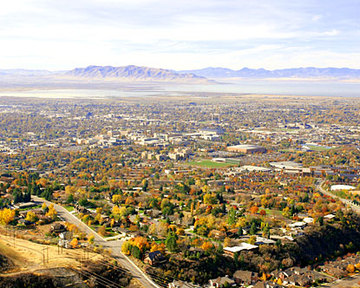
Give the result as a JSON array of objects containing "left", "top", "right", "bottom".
[
  {"left": 70, "top": 238, "right": 78, "bottom": 248},
  {"left": 88, "top": 234, "right": 95, "bottom": 245},
  {"left": 25, "top": 211, "right": 38, "bottom": 222},
  {"left": 0, "top": 208, "right": 15, "bottom": 225},
  {"left": 224, "top": 237, "right": 231, "bottom": 247},
  {"left": 347, "top": 264, "right": 355, "bottom": 273},
  {"left": 98, "top": 225, "right": 106, "bottom": 237},
  {"left": 201, "top": 241, "right": 214, "bottom": 252},
  {"left": 45, "top": 204, "right": 57, "bottom": 220},
  {"left": 112, "top": 194, "right": 122, "bottom": 204},
  {"left": 122, "top": 241, "right": 131, "bottom": 254}
]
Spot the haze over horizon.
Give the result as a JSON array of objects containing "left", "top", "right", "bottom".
[{"left": 1, "top": 0, "right": 360, "bottom": 71}]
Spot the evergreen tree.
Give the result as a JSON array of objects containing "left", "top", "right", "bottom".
[
  {"left": 227, "top": 207, "right": 236, "bottom": 225},
  {"left": 165, "top": 232, "right": 178, "bottom": 252},
  {"left": 249, "top": 222, "right": 257, "bottom": 235}
]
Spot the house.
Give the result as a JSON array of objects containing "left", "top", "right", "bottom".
[
  {"left": 186, "top": 247, "right": 205, "bottom": 258},
  {"left": 113, "top": 227, "right": 128, "bottom": 237},
  {"left": 51, "top": 223, "right": 66, "bottom": 234},
  {"left": 144, "top": 251, "right": 166, "bottom": 266},
  {"left": 14, "top": 202, "right": 37, "bottom": 209},
  {"left": 233, "top": 270, "right": 257, "bottom": 285},
  {"left": 168, "top": 280, "right": 199, "bottom": 288},
  {"left": 286, "top": 274, "right": 311, "bottom": 287},
  {"left": 253, "top": 281, "right": 284, "bottom": 288},
  {"left": 223, "top": 243, "right": 258, "bottom": 257},
  {"left": 322, "top": 266, "right": 347, "bottom": 278},
  {"left": 255, "top": 236, "right": 276, "bottom": 245},
  {"left": 209, "top": 276, "right": 235, "bottom": 288},
  {"left": 227, "top": 145, "right": 266, "bottom": 154},
  {"left": 58, "top": 231, "right": 73, "bottom": 249}
]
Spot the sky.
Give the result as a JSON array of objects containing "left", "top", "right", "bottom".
[{"left": 1, "top": 0, "right": 360, "bottom": 70}]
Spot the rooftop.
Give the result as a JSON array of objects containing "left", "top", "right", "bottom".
[{"left": 224, "top": 243, "right": 258, "bottom": 253}]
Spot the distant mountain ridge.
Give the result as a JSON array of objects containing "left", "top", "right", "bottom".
[
  {"left": 65, "top": 65, "right": 206, "bottom": 81},
  {"left": 0, "top": 69, "right": 55, "bottom": 76},
  {"left": 179, "top": 67, "right": 360, "bottom": 79},
  {"left": 1, "top": 65, "right": 360, "bottom": 81}
]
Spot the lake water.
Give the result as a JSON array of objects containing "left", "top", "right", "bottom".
[{"left": 0, "top": 79, "right": 359, "bottom": 98}]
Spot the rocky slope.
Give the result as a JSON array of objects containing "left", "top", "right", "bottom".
[{"left": 65, "top": 65, "right": 207, "bottom": 82}]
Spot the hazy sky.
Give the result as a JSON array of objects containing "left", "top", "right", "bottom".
[{"left": 1, "top": 0, "right": 359, "bottom": 70}]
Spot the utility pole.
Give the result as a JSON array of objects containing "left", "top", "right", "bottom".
[
  {"left": 42, "top": 248, "right": 45, "bottom": 266},
  {"left": 13, "top": 227, "right": 15, "bottom": 248},
  {"left": 42, "top": 247, "right": 49, "bottom": 265}
]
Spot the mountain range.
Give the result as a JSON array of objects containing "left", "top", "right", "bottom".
[
  {"left": 180, "top": 67, "right": 360, "bottom": 79},
  {"left": 1, "top": 65, "right": 360, "bottom": 82},
  {"left": 64, "top": 65, "right": 206, "bottom": 81}
]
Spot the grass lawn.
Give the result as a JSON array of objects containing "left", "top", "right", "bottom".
[
  {"left": 64, "top": 205, "right": 74, "bottom": 212},
  {"left": 264, "top": 208, "right": 283, "bottom": 217},
  {"left": 105, "top": 227, "right": 119, "bottom": 238},
  {"left": 18, "top": 204, "right": 42, "bottom": 211},
  {"left": 279, "top": 149, "right": 297, "bottom": 153},
  {"left": 187, "top": 160, "right": 234, "bottom": 168},
  {"left": 305, "top": 145, "right": 333, "bottom": 151}
]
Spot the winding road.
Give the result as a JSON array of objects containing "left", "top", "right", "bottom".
[
  {"left": 316, "top": 180, "right": 360, "bottom": 214},
  {"left": 32, "top": 196, "right": 160, "bottom": 288}
]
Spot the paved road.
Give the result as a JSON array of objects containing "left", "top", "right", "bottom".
[
  {"left": 32, "top": 196, "right": 159, "bottom": 288},
  {"left": 316, "top": 180, "right": 360, "bottom": 214}
]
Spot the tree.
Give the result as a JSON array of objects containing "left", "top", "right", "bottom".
[
  {"left": 148, "top": 223, "right": 157, "bottom": 235},
  {"left": 165, "top": 232, "right": 178, "bottom": 252},
  {"left": 70, "top": 238, "right": 78, "bottom": 248},
  {"left": 112, "top": 194, "right": 122, "bottom": 204},
  {"left": 88, "top": 234, "right": 95, "bottom": 245},
  {"left": 250, "top": 206, "right": 259, "bottom": 214},
  {"left": 112, "top": 205, "right": 127, "bottom": 219},
  {"left": 203, "top": 193, "right": 216, "bottom": 204},
  {"left": 98, "top": 225, "right": 106, "bottom": 237},
  {"left": 41, "top": 202, "right": 48, "bottom": 212},
  {"left": 217, "top": 243, "right": 224, "bottom": 254},
  {"left": 233, "top": 252, "right": 239, "bottom": 268},
  {"left": 142, "top": 179, "right": 148, "bottom": 192},
  {"left": 0, "top": 208, "right": 15, "bottom": 225},
  {"left": 249, "top": 222, "right": 257, "bottom": 235},
  {"left": 23, "top": 190, "right": 31, "bottom": 202},
  {"left": 347, "top": 264, "right": 355, "bottom": 273},
  {"left": 131, "top": 246, "right": 141, "bottom": 259},
  {"left": 150, "top": 242, "right": 165, "bottom": 253},
  {"left": 130, "top": 239, "right": 147, "bottom": 256},
  {"left": 201, "top": 241, "right": 214, "bottom": 252},
  {"left": 122, "top": 241, "right": 131, "bottom": 255},
  {"left": 95, "top": 213, "right": 103, "bottom": 224},
  {"left": 317, "top": 216, "right": 324, "bottom": 226},
  {"left": 176, "top": 227, "right": 185, "bottom": 236},
  {"left": 162, "top": 205, "right": 174, "bottom": 216},
  {"left": 25, "top": 211, "right": 38, "bottom": 223},
  {"left": 66, "top": 194, "right": 74, "bottom": 204},
  {"left": 248, "top": 235, "right": 256, "bottom": 245},
  {"left": 224, "top": 237, "right": 231, "bottom": 247},
  {"left": 45, "top": 204, "right": 58, "bottom": 220},
  {"left": 227, "top": 207, "right": 236, "bottom": 226}
]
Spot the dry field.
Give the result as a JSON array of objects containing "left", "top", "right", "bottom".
[{"left": 0, "top": 233, "right": 102, "bottom": 274}]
